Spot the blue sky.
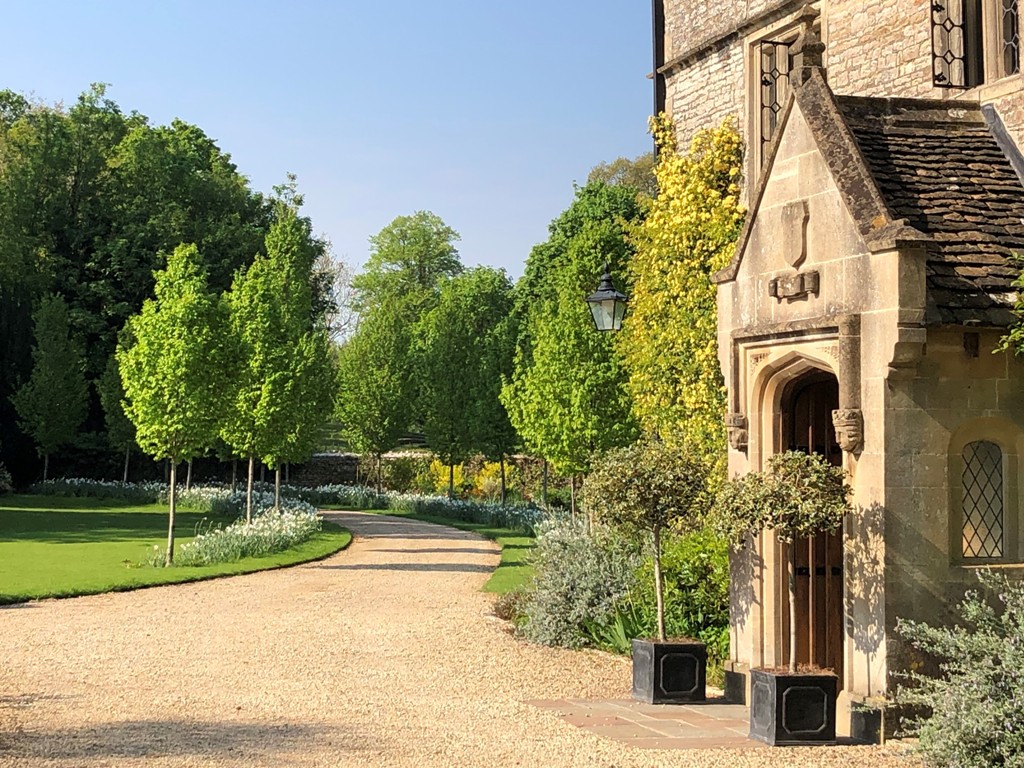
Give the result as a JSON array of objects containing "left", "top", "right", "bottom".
[{"left": 0, "top": 1, "right": 653, "bottom": 279}]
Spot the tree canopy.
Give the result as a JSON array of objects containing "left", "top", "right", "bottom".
[
  {"left": 503, "top": 182, "right": 643, "bottom": 478},
  {"left": 414, "top": 267, "right": 515, "bottom": 496},
  {"left": 11, "top": 294, "right": 89, "bottom": 480},
  {"left": 117, "top": 244, "right": 228, "bottom": 564},
  {"left": 0, "top": 84, "right": 273, "bottom": 483},
  {"left": 352, "top": 210, "right": 462, "bottom": 314}
]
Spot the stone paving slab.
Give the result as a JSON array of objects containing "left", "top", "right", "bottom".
[{"left": 528, "top": 698, "right": 764, "bottom": 750}]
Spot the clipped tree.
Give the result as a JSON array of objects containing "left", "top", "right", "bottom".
[
  {"left": 11, "top": 294, "right": 89, "bottom": 481},
  {"left": 415, "top": 267, "right": 514, "bottom": 498},
  {"left": 582, "top": 440, "right": 709, "bottom": 641},
  {"left": 619, "top": 117, "right": 744, "bottom": 467},
  {"left": 712, "top": 451, "right": 850, "bottom": 672},
  {"left": 98, "top": 352, "right": 136, "bottom": 482},
  {"left": 118, "top": 244, "right": 227, "bottom": 566},
  {"left": 335, "top": 302, "right": 413, "bottom": 490}
]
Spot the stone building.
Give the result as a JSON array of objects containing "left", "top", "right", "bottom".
[{"left": 652, "top": 0, "right": 1024, "bottom": 738}]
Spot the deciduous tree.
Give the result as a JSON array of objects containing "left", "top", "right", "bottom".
[
  {"left": 353, "top": 211, "right": 462, "bottom": 313},
  {"left": 503, "top": 183, "right": 642, "bottom": 508},
  {"left": 415, "top": 267, "right": 515, "bottom": 497},
  {"left": 118, "top": 244, "right": 227, "bottom": 565},
  {"left": 335, "top": 303, "right": 413, "bottom": 491},
  {"left": 11, "top": 294, "right": 89, "bottom": 481}
]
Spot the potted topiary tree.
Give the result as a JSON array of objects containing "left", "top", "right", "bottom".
[
  {"left": 582, "top": 438, "right": 710, "bottom": 703},
  {"left": 713, "top": 450, "right": 851, "bottom": 745}
]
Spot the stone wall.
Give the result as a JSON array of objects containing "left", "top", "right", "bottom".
[
  {"left": 991, "top": 86, "right": 1024, "bottom": 149},
  {"left": 883, "top": 327, "right": 1024, "bottom": 679},
  {"left": 664, "top": 45, "right": 747, "bottom": 151},
  {"left": 825, "top": 0, "right": 933, "bottom": 98},
  {"left": 662, "top": 0, "right": 1023, "bottom": 153},
  {"left": 289, "top": 454, "right": 360, "bottom": 487}
]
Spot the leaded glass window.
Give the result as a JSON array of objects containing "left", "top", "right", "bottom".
[
  {"left": 1002, "top": 0, "right": 1021, "bottom": 76},
  {"left": 759, "top": 40, "right": 791, "bottom": 156},
  {"left": 962, "top": 440, "right": 1004, "bottom": 559}
]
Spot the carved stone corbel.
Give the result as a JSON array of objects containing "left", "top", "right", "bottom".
[
  {"left": 725, "top": 413, "right": 748, "bottom": 452},
  {"left": 832, "top": 408, "right": 864, "bottom": 454}
]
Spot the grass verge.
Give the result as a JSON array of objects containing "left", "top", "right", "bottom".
[
  {"left": 331, "top": 508, "right": 534, "bottom": 594},
  {"left": 0, "top": 494, "right": 352, "bottom": 604}
]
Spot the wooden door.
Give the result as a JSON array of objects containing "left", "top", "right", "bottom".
[{"left": 784, "top": 373, "right": 844, "bottom": 684}]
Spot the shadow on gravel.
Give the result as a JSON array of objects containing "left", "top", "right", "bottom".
[
  {"left": 5, "top": 719, "right": 363, "bottom": 760},
  {"left": 0, "top": 693, "right": 72, "bottom": 709},
  {"left": 372, "top": 547, "right": 497, "bottom": 556},
  {"left": 317, "top": 562, "right": 495, "bottom": 574}
]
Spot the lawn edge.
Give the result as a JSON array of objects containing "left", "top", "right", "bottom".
[{"left": 0, "top": 522, "right": 353, "bottom": 606}]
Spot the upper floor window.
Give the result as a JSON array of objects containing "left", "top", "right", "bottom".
[
  {"left": 759, "top": 40, "right": 793, "bottom": 156},
  {"left": 933, "top": 0, "right": 1021, "bottom": 89}
]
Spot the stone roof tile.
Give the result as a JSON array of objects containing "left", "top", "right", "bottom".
[{"left": 835, "top": 96, "right": 1024, "bottom": 326}]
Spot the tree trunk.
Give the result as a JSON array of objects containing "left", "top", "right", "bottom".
[
  {"left": 166, "top": 461, "right": 177, "bottom": 567},
  {"left": 122, "top": 447, "right": 130, "bottom": 484},
  {"left": 246, "top": 455, "right": 255, "bottom": 524},
  {"left": 376, "top": 453, "right": 383, "bottom": 493},
  {"left": 185, "top": 459, "right": 193, "bottom": 491},
  {"left": 231, "top": 459, "right": 238, "bottom": 494},
  {"left": 274, "top": 465, "right": 281, "bottom": 513},
  {"left": 542, "top": 460, "right": 548, "bottom": 508},
  {"left": 789, "top": 540, "right": 798, "bottom": 673},
  {"left": 569, "top": 474, "right": 577, "bottom": 517},
  {"left": 499, "top": 455, "right": 507, "bottom": 506},
  {"left": 653, "top": 526, "right": 666, "bottom": 642},
  {"left": 42, "top": 453, "right": 49, "bottom": 483},
  {"left": 448, "top": 463, "right": 454, "bottom": 499}
]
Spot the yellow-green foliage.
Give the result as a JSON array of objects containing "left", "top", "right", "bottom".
[
  {"left": 428, "top": 459, "right": 465, "bottom": 494},
  {"left": 619, "top": 116, "right": 745, "bottom": 464},
  {"left": 472, "top": 461, "right": 521, "bottom": 501}
]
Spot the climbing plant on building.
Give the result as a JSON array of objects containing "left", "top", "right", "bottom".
[{"left": 619, "top": 116, "right": 745, "bottom": 471}]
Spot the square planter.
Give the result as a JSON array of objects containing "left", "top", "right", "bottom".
[
  {"left": 748, "top": 668, "right": 837, "bottom": 746},
  {"left": 631, "top": 638, "right": 706, "bottom": 704}
]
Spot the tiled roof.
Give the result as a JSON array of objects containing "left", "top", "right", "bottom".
[{"left": 836, "top": 96, "right": 1024, "bottom": 326}]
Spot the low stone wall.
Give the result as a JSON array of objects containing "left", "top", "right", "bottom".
[{"left": 289, "top": 454, "right": 360, "bottom": 487}]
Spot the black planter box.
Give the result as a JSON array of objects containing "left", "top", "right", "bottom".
[
  {"left": 631, "top": 638, "right": 706, "bottom": 704},
  {"left": 749, "top": 668, "right": 837, "bottom": 746}
]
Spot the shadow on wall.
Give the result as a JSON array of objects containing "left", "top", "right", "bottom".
[
  {"left": 844, "top": 503, "right": 885, "bottom": 698},
  {"left": 729, "top": 534, "right": 761, "bottom": 637}
]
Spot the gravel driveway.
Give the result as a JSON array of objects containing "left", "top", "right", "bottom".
[{"left": 0, "top": 511, "right": 919, "bottom": 767}]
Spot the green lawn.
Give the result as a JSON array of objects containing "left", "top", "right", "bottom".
[
  {"left": 0, "top": 494, "right": 352, "bottom": 604},
  {"left": 355, "top": 509, "right": 534, "bottom": 594}
]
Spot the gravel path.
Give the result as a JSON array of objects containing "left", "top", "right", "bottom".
[{"left": 0, "top": 511, "right": 919, "bottom": 768}]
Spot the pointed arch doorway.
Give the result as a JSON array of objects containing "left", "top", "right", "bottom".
[{"left": 779, "top": 369, "right": 844, "bottom": 685}]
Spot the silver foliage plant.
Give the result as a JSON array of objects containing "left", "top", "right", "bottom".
[{"left": 896, "top": 570, "right": 1024, "bottom": 768}]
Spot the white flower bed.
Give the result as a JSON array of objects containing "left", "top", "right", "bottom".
[{"left": 165, "top": 509, "right": 323, "bottom": 567}]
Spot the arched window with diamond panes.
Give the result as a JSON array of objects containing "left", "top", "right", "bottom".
[{"left": 962, "top": 440, "right": 1005, "bottom": 559}]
